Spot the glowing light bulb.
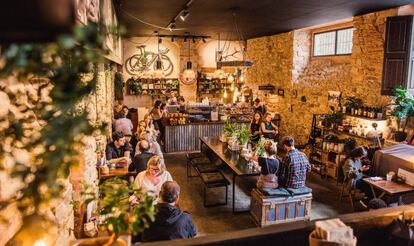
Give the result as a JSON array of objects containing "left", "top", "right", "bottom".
[
  {"left": 241, "top": 94, "right": 245, "bottom": 102},
  {"left": 223, "top": 90, "right": 228, "bottom": 98},
  {"left": 228, "top": 74, "right": 234, "bottom": 82},
  {"left": 239, "top": 74, "right": 244, "bottom": 82},
  {"left": 230, "top": 83, "right": 235, "bottom": 91},
  {"left": 33, "top": 238, "right": 48, "bottom": 246}
]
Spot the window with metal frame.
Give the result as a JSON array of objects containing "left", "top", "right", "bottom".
[{"left": 313, "top": 27, "right": 354, "bottom": 56}]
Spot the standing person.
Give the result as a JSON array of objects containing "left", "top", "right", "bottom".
[
  {"left": 105, "top": 131, "right": 132, "bottom": 165},
  {"left": 253, "top": 98, "right": 266, "bottom": 115},
  {"left": 144, "top": 114, "right": 160, "bottom": 138},
  {"left": 252, "top": 141, "right": 279, "bottom": 188},
  {"left": 114, "top": 111, "right": 133, "bottom": 136},
  {"left": 279, "top": 136, "right": 311, "bottom": 189},
  {"left": 177, "top": 96, "right": 186, "bottom": 113},
  {"left": 167, "top": 91, "right": 178, "bottom": 105},
  {"left": 134, "top": 156, "right": 173, "bottom": 201},
  {"left": 159, "top": 103, "right": 168, "bottom": 144},
  {"left": 261, "top": 113, "right": 278, "bottom": 141},
  {"left": 150, "top": 100, "right": 163, "bottom": 133},
  {"left": 343, "top": 147, "right": 371, "bottom": 199},
  {"left": 250, "top": 112, "right": 262, "bottom": 143},
  {"left": 141, "top": 181, "right": 197, "bottom": 242}
]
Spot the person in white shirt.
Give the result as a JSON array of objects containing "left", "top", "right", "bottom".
[
  {"left": 114, "top": 111, "right": 133, "bottom": 136},
  {"left": 135, "top": 132, "right": 163, "bottom": 158},
  {"left": 134, "top": 155, "right": 173, "bottom": 201}
]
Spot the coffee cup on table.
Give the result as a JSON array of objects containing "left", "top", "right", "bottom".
[{"left": 386, "top": 172, "right": 394, "bottom": 181}]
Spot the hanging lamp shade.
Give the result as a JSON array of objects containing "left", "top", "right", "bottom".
[
  {"left": 180, "top": 38, "right": 197, "bottom": 85},
  {"left": 153, "top": 57, "right": 164, "bottom": 78}
]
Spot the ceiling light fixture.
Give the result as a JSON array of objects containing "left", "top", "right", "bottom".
[
  {"left": 192, "top": 37, "right": 196, "bottom": 43},
  {"left": 202, "top": 37, "right": 206, "bottom": 43},
  {"left": 180, "top": 8, "right": 190, "bottom": 21},
  {"left": 167, "top": 21, "right": 176, "bottom": 32},
  {"left": 180, "top": 36, "right": 196, "bottom": 84}
]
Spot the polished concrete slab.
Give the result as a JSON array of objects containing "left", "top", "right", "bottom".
[{"left": 164, "top": 153, "right": 355, "bottom": 237}]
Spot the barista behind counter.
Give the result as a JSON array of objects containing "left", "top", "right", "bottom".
[{"left": 167, "top": 96, "right": 186, "bottom": 114}]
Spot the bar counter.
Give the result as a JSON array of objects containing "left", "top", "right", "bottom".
[{"left": 164, "top": 121, "right": 248, "bottom": 153}]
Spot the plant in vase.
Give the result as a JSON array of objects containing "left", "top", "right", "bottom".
[
  {"left": 323, "top": 106, "right": 344, "bottom": 129},
  {"left": 345, "top": 97, "right": 363, "bottom": 114},
  {"left": 237, "top": 124, "right": 251, "bottom": 149},
  {"left": 83, "top": 177, "right": 156, "bottom": 244},
  {"left": 390, "top": 87, "right": 414, "bottom": 142},
  {"left": 223, "top": 118, "right": 237, "bottom": 139}
]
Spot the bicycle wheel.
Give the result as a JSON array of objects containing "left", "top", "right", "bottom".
[
  {"left": 125, "top": 54, "right": 147, "bottom": 75},
  {"left": 160, "top": 55, "right": 174, "bottom": 76}
]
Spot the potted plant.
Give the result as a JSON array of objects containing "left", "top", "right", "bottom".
[
  {"left": 130, "top": 79, "right": 143, "bottom": 95},
  {"left": 323, "top": 106, "right": 344, "bottom": 129},
  {"left": 391, "top": 87, "right": 414, "bottom": 142},
  {"left": 223, "top": 118, "right": 237, "bottom": 139},
  {"left": 344, "top": 97, "right": 362, "bottom": 114},
  {"left": 237, "top": 124, "right": 251, "bottom": 149},
  {"left": 83, "top": 177, "right": 156, "bottom": 245}
]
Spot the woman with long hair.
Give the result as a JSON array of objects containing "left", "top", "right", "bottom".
[
  {"left": 343, "top": 146, "right": 371, "bottom": 199},
  {"left": 252, "top": 141, "right": 279, "bottom": 188},
  {"left": 261, "top": 113, "right": 278, "bottom": 141},
  {"left": 250, "top": 112, "right": 262, "bottom": 143},
  {"left": 134, "top": 155, "right": 173, "bottom": 201}
]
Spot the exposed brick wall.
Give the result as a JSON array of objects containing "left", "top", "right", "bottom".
[{"left": 245, "top": 8, "right": 399, "bottom": 144}]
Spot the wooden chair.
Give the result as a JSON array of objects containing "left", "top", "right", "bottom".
[{"left": 340, "top": 177, "right": 356, "bottom": 211}]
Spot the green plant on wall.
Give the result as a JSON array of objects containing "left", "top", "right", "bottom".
[
  {"left": 114, "top": 71, "right": 124, "bottom": 100},
  {"left": 344, "top": 96, "right": 363, "bottom": 109},
  {"left": 130, "top": 78, "right": 143, "bottom": 95},
  {"left": 0, "top": 22, "right": 154, "bottom": 241}
]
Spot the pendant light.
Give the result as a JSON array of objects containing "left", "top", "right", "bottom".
[
  {"left": 180, "top": 37, "right": 196, "bottom": 84},
  {"left": 153, "top": 37, "right": 164, "bottom": 78}
]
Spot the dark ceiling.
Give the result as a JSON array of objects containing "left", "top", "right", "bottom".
[{"left": 117, "top": 0, "right": 414, "bottom": 39}]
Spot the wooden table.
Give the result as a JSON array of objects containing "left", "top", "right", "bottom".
[
  {"left": 363, "top": 178, "right": 414, "bottom": 205},
  {"left": 99, "top": 166, "right": 137, "bottom": 181},
  {"left": 200, "top": 137, "right": 260, "bottom": 213}
]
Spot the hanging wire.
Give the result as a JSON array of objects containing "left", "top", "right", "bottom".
[{"left": 121, "top": 7, "right": 186, "bottom": 31}]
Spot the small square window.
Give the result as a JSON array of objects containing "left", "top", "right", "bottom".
[{"left": 313, "top": 27, "right": 354, "bottom": 56}]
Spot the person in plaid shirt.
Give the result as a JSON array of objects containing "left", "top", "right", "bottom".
[{"left": 279, "top": 136, "right": 311, "bottom": 188}]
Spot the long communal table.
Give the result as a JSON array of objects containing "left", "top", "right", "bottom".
[{"left": 199, "top": 136, "right": 260, "bottom": 213}]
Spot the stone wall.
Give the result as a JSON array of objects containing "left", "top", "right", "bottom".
[{"left": 245, "top": 8, "right": 399, "bottom": 144}]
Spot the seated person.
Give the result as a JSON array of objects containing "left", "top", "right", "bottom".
[
  {"left": 261, "top": 113, "right": 278, "bottom": 141},
  {"left": 114, "top": 111, "right": 133, "bottom": 136},
  {"left": 134, "top": 156, "right": 172, "bottom": 201},
  {"left": 252, "top": 141, "right": 279, "bottom": 189},
  {"left": 129, "top": 140, "right": 155, "bottom": 173},
  {"left": 141, "top": 181, "right": 196, "bottom": 242},
  {"left": 279, "top": 136, "right": 311, "bottom": 189},
  {"left": 343, "top": 146, "right": 371, "bottom": 198},
  {"left": 105, "top": 131, "right": 132, "bottom": 165},
  {"left": 135, "top": 132, "right": 163, "bottom": 158}
]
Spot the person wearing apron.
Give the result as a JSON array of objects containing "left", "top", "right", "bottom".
[{"left": 261, "top": 113, "right": 278, "bottom": 141}]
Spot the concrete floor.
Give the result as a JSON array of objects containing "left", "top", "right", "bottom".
[{"left": 164, "top": 153, "right": 356, "bottom": 237}]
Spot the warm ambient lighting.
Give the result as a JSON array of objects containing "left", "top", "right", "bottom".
[
  {"left": 230, "top": 82, "right": 235, "bottom": 91},
  {"left": 33, "top": 238, "right": 48, "bottom": 246},
  {"left": 213, "top": 69, "right": 225, "bottom": 79},
  {"left": 223, "top": 89, "right": 228, "bottom": 98},
  {"left": 227, "top": 74, "right": 235, "bottom": 82}
]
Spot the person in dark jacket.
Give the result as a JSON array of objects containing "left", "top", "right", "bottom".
[
  {"left": 142, "top": 181, "right": 197, "bottom": 242},
  {"left": 129, "top": 140, "right": 155, "bottom": 173}
]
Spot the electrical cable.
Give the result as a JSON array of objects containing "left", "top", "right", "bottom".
[{"left": 121, "top": 7, "right": 186, "bottom": 31}]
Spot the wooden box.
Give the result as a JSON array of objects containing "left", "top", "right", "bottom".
[{"left": 250, "top": 189, "right": 312, "bottom": 227}]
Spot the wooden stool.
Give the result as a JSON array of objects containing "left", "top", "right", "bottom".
[{"left": 199, "top": 172, "right": 230, "bottom": 207}]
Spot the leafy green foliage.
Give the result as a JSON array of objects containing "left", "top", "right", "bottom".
[
  {"left": 83, "top": 178, "right": 156, "bottom": 236},
  {"left": 344, "top": 97, "right": 363, "bottom": 108},
  {"left": 391, "top": 87, "right": 414, "bottom": 130},
  {"left": 223, "top": 118, "right": 237, "bottom": 136},
  {"left": 237, "top": 124, "right": 251, "bottom": 145},
  {"left": 130, "top": 78, "right": 143, "bottom": 95},
  {"left": 114, "top": 72, "right": 124, "bottom": 100},
  {"left": 0, "top": 23, "right": 125, "bottom": 227}
]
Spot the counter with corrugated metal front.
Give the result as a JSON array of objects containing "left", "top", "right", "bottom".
[{"left": 164, "top": 121, "right": 248, "bottom": 153}]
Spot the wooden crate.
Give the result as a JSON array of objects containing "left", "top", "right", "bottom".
[{"left": 250, "top": 189, "right": 312, "bottom": 227}]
